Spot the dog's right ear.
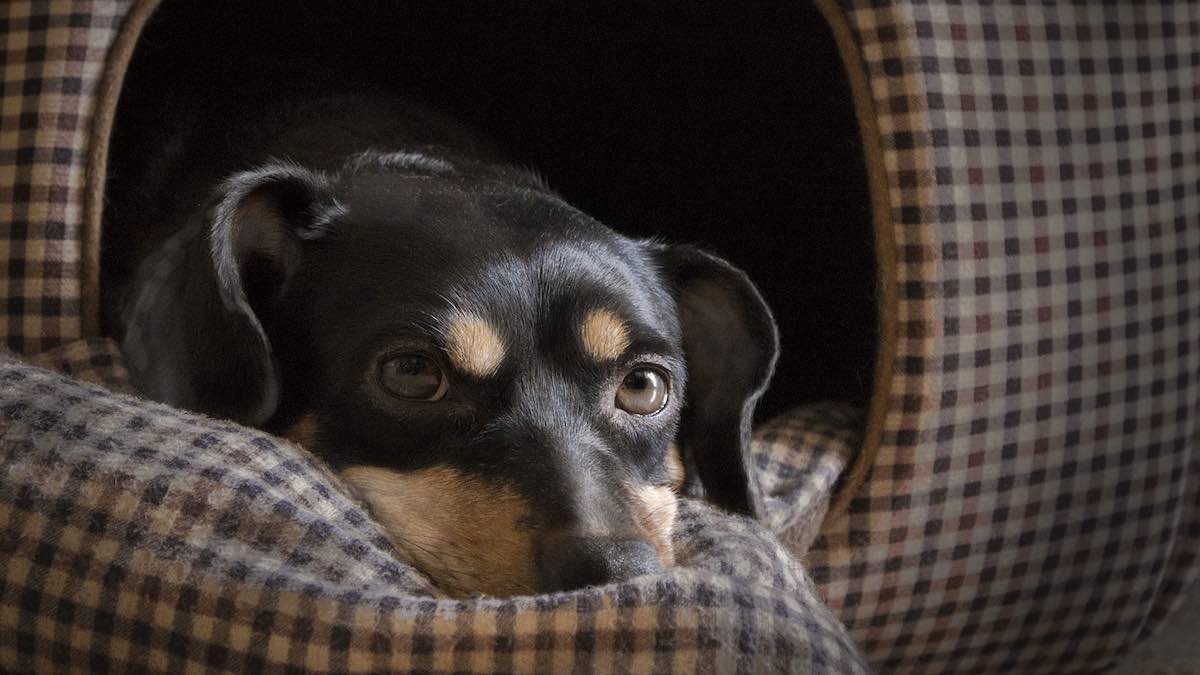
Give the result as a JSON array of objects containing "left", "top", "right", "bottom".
[
  {"left": 645, "top": 243, "right": 779, "bottom": 518},
  {"left": 121, "top": 164, "right": 339, "bottom": 426}
]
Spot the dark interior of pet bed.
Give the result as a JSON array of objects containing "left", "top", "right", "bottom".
[{"left": 102, "top": 0, "right": 876, "bottom": 421}]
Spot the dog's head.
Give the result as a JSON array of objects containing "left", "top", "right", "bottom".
[{"left": 128, "top": 150, "right": 777, "bottom": 596}]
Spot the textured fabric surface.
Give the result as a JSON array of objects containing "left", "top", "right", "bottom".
[
  {"left": 5, "top": 0, "right": 1200, "bottom": 672},
  {"left": 0, "top": 0, "right": 134, "bottom": 354},
  {"left": 0, "top": 349, "right": 866, "bottom": 673},
  {"left": 813, "top": 1, "right": 1200, "bottom": 672},
  {"left": 755, "top": 404, "right": 866, "bottom": 560},
  {"left": 25, "top": 335, "right": 132, "bottom": 393}
]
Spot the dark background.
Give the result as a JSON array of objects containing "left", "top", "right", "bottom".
[{"left": 107, "top": 1, "right": 877, "bottom": 420}]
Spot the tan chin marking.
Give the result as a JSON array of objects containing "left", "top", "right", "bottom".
[
  {"left": 629, "top": 484, "right": 678, "bottom": 567},
  {"left": 580, "top": 309, "right": 630, "bottom": 362},
  {"left": 444, "top": 313, "right": 506, "bottom": 378},
  {"left": 339, "top": 465, "right": 535, "bottom": 597},
  {"left": 281, "top": 414, "right": 319, "bottom": 448}
]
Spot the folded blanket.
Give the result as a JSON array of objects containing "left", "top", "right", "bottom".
[{"left": 0, "top": 342, "right": 866, "bottom": 673}]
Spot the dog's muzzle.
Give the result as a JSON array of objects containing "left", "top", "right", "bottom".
[{"left": 535, "top": 534, "right": 663, "bottom": 592}]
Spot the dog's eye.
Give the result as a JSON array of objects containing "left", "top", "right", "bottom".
[
  {"left": 616, "top": 367, "right": 669, "bottom": 416},
  {"left": 379, "top": 354, "right": 449, "bottom": 401}
]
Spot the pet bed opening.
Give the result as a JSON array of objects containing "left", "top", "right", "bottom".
[{"left": 101, "top": 1, "right": 879, "bottom": 439}]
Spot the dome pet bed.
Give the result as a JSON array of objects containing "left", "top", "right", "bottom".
[{"left": 3, "top": 1, "right": 1200, "bottom": 673}]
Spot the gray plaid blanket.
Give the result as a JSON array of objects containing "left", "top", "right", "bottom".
[{"left": 0, "top": 341, "right": 865, "bottom": 673}]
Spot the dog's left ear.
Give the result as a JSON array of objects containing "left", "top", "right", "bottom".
[
  {"left": 199, "top": 165, "right": 341, "bottom": 425},
  {"left": 122, "top": 164, "right": 338, "bottom": 427},
  {"left": 648, "top": 243, "right": 779, "bottom": 517}
]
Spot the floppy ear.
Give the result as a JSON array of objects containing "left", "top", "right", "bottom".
[
  {"left": 120, "top": 164, "right": 338, "bottom": 426},
  {"left": 650, "top": 244, "right": 779, "bottom": 517}
]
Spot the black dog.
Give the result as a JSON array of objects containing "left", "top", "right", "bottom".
[{"left": 107, "top": 96, "right": 778, "bottom": 596}]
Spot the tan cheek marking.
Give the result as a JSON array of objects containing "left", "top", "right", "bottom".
[
  {"left": 339, "top": 465, "right": 536, "bottom": 597},
  {"left": 629, "top": 484, "right": 678, "bottom": 567},
  {"left": 666, "top": 442, "right": 685, "bottom": 492},
  {"left": 281, "top": 414, "right": 319, "bottom": 448},
  {"left": 444, "top": 314, "right": 506, "bottom": 378},
  {"left": 580, "top": 309, "right": 631, "bottom": 361}
]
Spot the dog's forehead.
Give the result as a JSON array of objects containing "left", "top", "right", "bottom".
[
  {"left": 328, "top": 173, "right": 680, "bottom": 360},
  {"left": 340, "top": 172, "right": 587, "bottom": 258},
  {"left": 436, "top": 234, "right": 678, "bottom": 364}
]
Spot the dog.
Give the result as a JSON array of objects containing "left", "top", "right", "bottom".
[{"left": 106, "top": 95, "right": 778, "bottom": 597}]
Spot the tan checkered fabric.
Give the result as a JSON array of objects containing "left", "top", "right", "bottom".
[
  {"left": 0, "top": 351, "right": 866, "bottom": 673},
  {"left": 1, "top": 0, "right": 134, "bottom": 354},
  {"left": 5, "top": 0, "right": 1200, "bottom": 672},
  {"left": 755, "top": 404, "right": 866, "bottom": 560},
  {"left": 811, "top": 1, "right": 1200, "bottom": 672},
  {"left": 25, "top": 335, "right": 132, "bottom": 393}
]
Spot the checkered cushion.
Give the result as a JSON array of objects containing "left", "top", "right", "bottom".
[
  {"left": 1, "top": 0, "right": 138, "bottom": 354},
  {"left": 755, "top": 404, "right": 865, "bottom": 559},
  {"left": 6, "top": 0, "right": 1200, "bottom": 672},
  {"left": 0, "top": 349, "right": 866, "bottom": 673},
  {"left": 24, "top": 335, "right": 133, "bottom": 393},
  {"left": 813, "top": 1, "right": 1200, "bottom": 672}
]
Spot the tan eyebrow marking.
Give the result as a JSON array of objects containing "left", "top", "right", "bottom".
[
  {"left": 444, "top": 313, "right": 506, "bottom": 377},
  {"left": 580, "top": 309, "right": 631, "bottom": 362}
]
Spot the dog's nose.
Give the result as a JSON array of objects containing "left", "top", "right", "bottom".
[{"left": 535, "top": 536, "right": 662, "bottom": 592}]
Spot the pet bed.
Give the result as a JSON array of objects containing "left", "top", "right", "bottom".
[
  {"left": 1, "top": 345, "right": 865, "bottom": 672},
  {"left": 2, "top": 1, "right": 1199, "bottom": 673}
]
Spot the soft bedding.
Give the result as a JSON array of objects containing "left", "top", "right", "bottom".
[{"left": 0, "top": 342, "right": 865, "bottom": 673}]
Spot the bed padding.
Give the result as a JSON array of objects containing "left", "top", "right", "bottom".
[{"left": 0, "top": 345, "right": 867, "bottom": 673}]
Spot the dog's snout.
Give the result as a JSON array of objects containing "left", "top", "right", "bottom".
[{"left": 535, "top": 535, "right": 662, "bottom": 593}]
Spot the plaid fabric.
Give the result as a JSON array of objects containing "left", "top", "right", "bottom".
[
  {"left": 6, "top": 0, "right": 1200, "bottom": 672},
  {"left": 0, "top": 0, "right": 136, "bottom": 354},
  {"left": 24, "top": 335, "right": 132, "bottom": 393},
  {"left": 0, "top": 350, "right": 867, "bottom": 673},
  {"left": 755, "top": 404, "right": 865, "bottom": 561},
  {"left": 812, "top": 1, "right": 1200, "bottom": 672}
]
